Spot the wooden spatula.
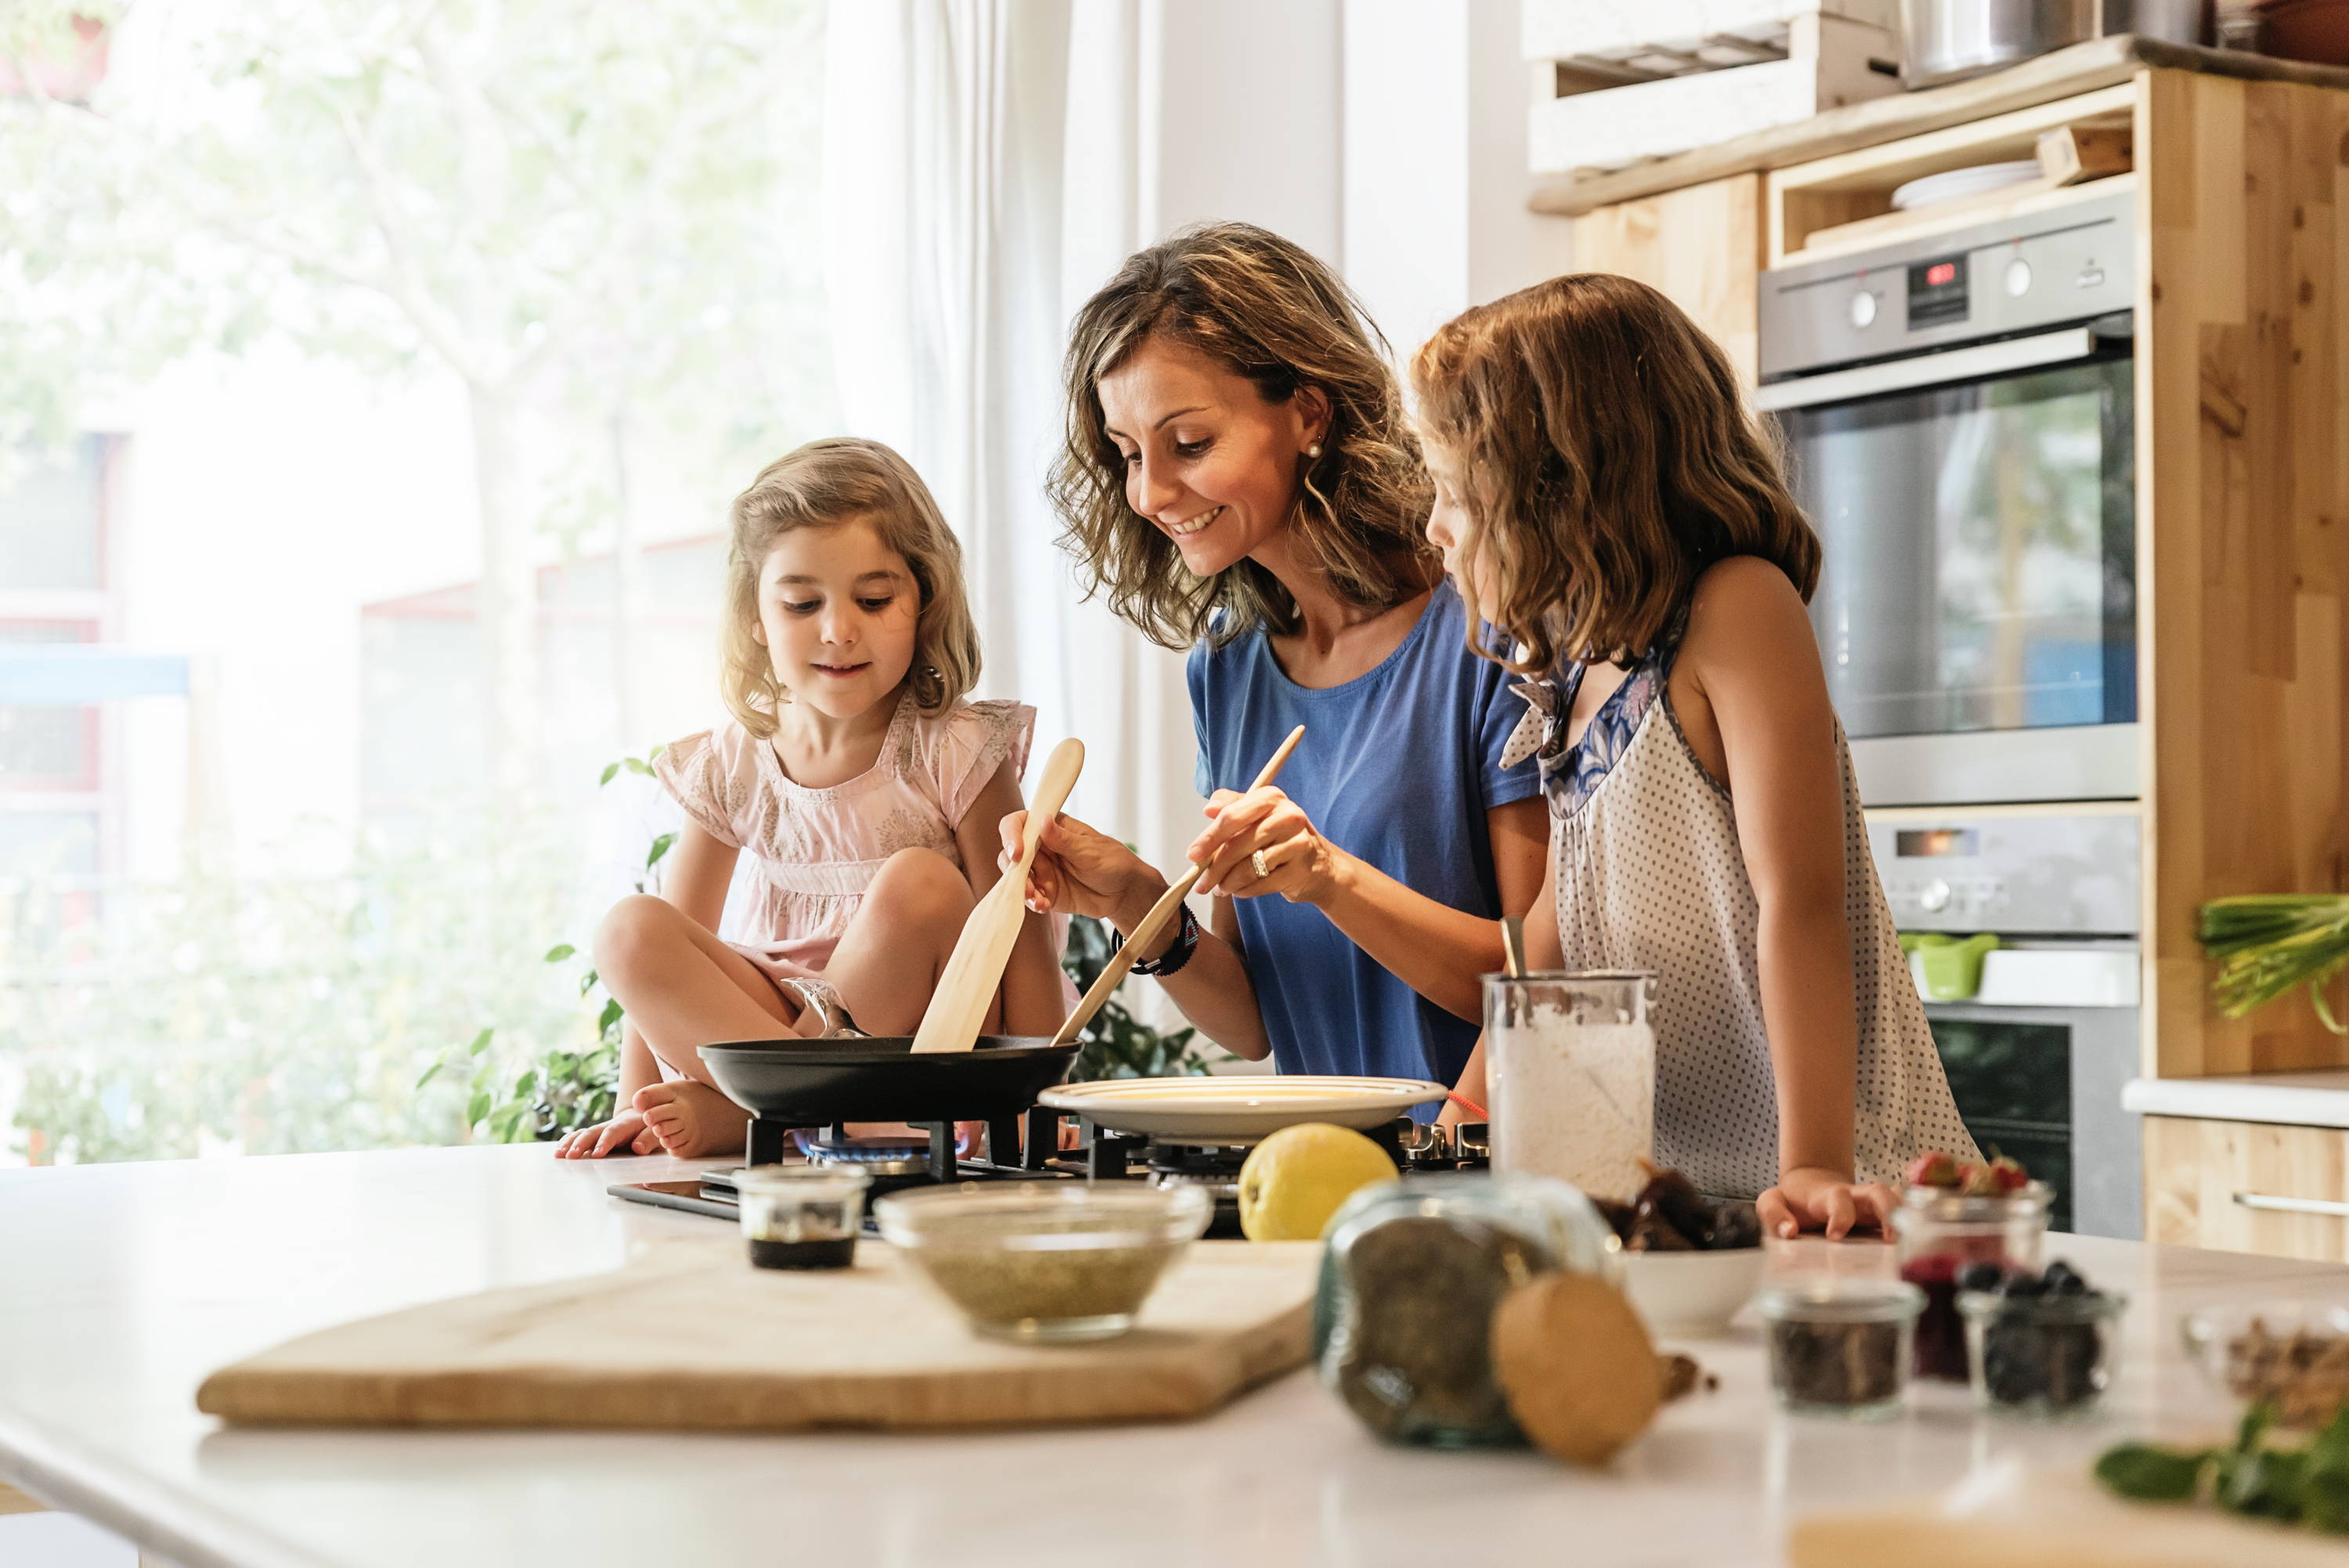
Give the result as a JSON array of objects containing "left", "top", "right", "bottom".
[
  {"left": 1048, "top": 724, "right": 1304, "bottom": 1049},
  {"left": 909, "top": 737, "right": 1085, "bottom": 1054}
]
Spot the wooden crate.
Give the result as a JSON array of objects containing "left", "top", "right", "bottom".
[{"left": 1526, "top": 0, "right": 1900, "bottom": 176}]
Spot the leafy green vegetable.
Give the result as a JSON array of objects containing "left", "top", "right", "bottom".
[
  {"left": 2096, "top": 1405, "right": 2349, "bottom": 1535},
  {"left": 2198, "top": 895, "right": 2349, "bottom": 1032},
  {"left": 2094, "top": 1444, "right": 2206, "bottom": 1502}
]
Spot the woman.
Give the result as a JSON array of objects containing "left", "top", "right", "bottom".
[{"left": 1004, "top": 222, "right": 1546, "bottom": 1096}]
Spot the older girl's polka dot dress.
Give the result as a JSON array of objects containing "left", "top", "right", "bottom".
[{"left": 1504, "top": 621, "right": 1978, "bottom": 1199}]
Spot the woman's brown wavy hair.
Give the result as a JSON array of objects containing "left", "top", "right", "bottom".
[
  {"left": 1410, "top": 272, "right": 1820, "bottom": 677},
  {"left": 1049, "top": 222, "right": 1434, "bottom": 651},
  {"left": 720, "top": 437, "right": 981, "bottom": 737}
]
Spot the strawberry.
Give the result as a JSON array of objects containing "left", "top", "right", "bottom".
[
  {"left": 1958, "top": 1161, "right": 2006, "bottom": 1198},
  {"left": 1986, "top": 1155, "right": 2031, "bottom": 1195},
  {"left": 1904, "top": 1151, "right": 1961, "bottom": 1189}
]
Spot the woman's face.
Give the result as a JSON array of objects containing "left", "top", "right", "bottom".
[
  {"left": 1421, "top": 439, "right": 1499, "bottom": 622},
  {"left": 1096, "top": 334, "right": 1328, "bottom": 579},
  {"left": 752, "top": 517, "right": 921, "bottom": 723}
]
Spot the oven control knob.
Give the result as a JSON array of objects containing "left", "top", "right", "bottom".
[
  {"left": 1919, "top": 878, "right": 1953, "bottom": 913},
  {"left": 2004, "top": 258, "right": 2032, "bottom": 297},
  {"left": 1849, "top": 289, "right": 1878, "bottom": 328}
]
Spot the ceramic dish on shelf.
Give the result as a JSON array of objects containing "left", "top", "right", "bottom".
[
  {"left": 1890, "top": 160, "right": 2044, "bottom": 211},
  {"left": 1037, "top": 1075, "right": 1450, "bottom": 1144}
]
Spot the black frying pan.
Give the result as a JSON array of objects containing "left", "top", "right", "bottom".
[{"left": 698, "top": 1036, "right": 1078, "bottom": 1126}]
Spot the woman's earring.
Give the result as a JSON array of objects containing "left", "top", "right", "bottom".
[{"left": 1305, "top": 443, "right": 1322, "bottom": 459}]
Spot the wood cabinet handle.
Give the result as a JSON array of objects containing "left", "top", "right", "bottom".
[{"left": 2233, "top": 1192, "right": 2349, "bottom": 1218}]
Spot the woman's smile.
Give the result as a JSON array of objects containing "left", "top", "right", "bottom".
[{"left": 1166, "top": 504, "right": 1224, "bottom": 539}]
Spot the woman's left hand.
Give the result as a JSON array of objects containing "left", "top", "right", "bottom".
[
  {"left": 1189, "top": 786, "right": 1345, "bottom": 903},
  {"left": 1756, "top": 1166, "right": 1898, "bottom": 1242}
]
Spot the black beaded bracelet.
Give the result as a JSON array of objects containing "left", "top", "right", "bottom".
[{"left": 1114, "top": 901, "right": 1200, "bottom": 979}]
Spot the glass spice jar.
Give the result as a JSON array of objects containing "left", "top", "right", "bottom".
[
  {"left": 737, "top": 1163, "right": 871, "bottom": 1270},
  {"left": 1313, "top": 1172, "right": 1619, "bottom": 1449},
  {"left": 1757, "top": 1279, "right": 1924, "bottom": 1421},
  {"left": 1961, "top": 1286, "right": 2127, "bottom": 1418},
  {"left": 1890, "top": 1182, "right": 2051, "bottom": 1382}
]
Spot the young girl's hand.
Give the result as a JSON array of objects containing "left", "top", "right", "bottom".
[
  {"left": 998, "top": 809, "right": 1156, "bottom": 923},
  {"left": 1756, "top": 1167, "right": 1898, "bottom": 1242},
  {"left": 553, "top": 1110, "right": 662, "bottom": 1159}
]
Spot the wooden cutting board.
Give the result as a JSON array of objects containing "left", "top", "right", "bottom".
[
  {"left": 196, "top": 1237, "right": 1322, "bottom": 1433},
  {"left": 1790, "top": 1458, "right": 2349, "bottom": 1568}
]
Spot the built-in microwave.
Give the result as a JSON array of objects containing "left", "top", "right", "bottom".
[{"left": 1759, "top": 189, "right": 2137, "bottom": 807}]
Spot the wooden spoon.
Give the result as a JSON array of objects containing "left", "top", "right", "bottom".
[
  {"left": 1048, "top": 724, "right": 1304, "bottom": 1050},
  {"left": 909, "top": 737, "right": 1085, "bottom": 1054}
]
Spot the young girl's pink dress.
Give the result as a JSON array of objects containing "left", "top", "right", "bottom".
[{"left": 653, "top": 694, "right": 1034, "bottom": 1023}]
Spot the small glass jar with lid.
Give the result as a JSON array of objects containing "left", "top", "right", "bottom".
[
  {"left": 1890, "top": 1181, "right": 2052, "bottom": 1381},
  {"left": 737, "top": 1163, "right": 871, "bottom": 1270},
  {"left": 1757, "top": 1278, "right": 1924, "bottom": 1421},
  {"left": 1313, "top": 1171, "right": 1619, "bottom": 1449},
  {"left": 1960, "top": 1284, "right": 2127, "bottom": 1418}
]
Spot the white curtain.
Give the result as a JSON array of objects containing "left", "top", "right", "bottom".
[{"left": 820, "top": 0, "right": 1202, "bottom": 878}]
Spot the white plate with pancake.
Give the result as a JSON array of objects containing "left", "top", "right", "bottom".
[{"left": 1039, "top": 1075, "right": 1451, "bottom": 1144}]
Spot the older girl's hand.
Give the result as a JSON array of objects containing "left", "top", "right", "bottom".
[
  {"left": 998, "top": 809, "right": 1160, "bottom": 924},
  {"left": 1189, "top": 786, "right": 1345, "bottom": 905},
  {"left": 1755, "top": 1166, "right": 1898, "bottom": 1242}
]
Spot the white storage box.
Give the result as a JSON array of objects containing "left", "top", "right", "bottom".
[{"left": 1526, "top": 0, "right": 1901, "bottom": 175}]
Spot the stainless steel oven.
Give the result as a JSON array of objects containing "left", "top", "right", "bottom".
[
  {"left": 1759, "top": 189, "right": 2138, "bottom": 807},
  {"left": 1871, "top": 807, "right": 2142, "bottom": 1238}
]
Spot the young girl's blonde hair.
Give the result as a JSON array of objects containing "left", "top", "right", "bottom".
[
  {"left": 721, "top": 438, "right": 981, "bottom": 735},
  {"left": 1411, "top": 272, "right": 1820, "bottom": 677}
]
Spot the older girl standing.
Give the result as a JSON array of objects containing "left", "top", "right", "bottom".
[
  {"left": 1009, "top": 223, "right": 1546, "bottom": 1098},
  {"left": 1412, "top": 273, "right": 1976, "bottom": 1235}
]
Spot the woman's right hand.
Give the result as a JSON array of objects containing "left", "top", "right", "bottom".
[
  {"left": 998, "top": 809, "right": 1161, "bottom": 925},
  {"left": 553, "top": 1110, "right": 660, "bottom": 1159}
]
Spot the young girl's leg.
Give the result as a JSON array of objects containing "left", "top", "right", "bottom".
[
  {"left": 824, "top": 849, "right": 1002, "bottom": 1152},
  {"left": 822, "top": 847, "right": 988, "bottom": 1035},
  {"left": 593, "top": 894, "right": 803, "bottom": 1157}
]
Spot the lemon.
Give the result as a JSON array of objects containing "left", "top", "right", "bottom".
[{"left": 1236, "top": 1122, "right": 1400, "bottom": 1242}]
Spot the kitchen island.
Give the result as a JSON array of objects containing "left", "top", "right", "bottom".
[{"left": 2, "top": 1144, "right": 2344, "bottom": 1568}]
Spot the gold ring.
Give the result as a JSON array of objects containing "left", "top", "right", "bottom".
[{"left": 1250, "top": 849, "right": 1272, "bottom": 881}]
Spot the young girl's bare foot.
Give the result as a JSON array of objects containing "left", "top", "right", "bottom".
[{"left": 633, "top": 1080, "right": 749, "bottom": 1158}]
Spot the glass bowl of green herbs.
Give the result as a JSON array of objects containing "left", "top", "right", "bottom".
[{"left": 874, "top": 1183, "right": 1213, "bottom": 1343}]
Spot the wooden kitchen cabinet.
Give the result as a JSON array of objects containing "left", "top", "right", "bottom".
[
  {"left": 2145, "top": 1114, "right": 2349, "bottom": 1261},
  {"left": 1571, "top": 173, "right": 1767, "bottom": 386}
]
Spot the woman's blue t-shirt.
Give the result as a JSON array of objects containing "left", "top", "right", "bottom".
[{"left": 1186, "top": 580, "right": 1539, "bottom": 1098}]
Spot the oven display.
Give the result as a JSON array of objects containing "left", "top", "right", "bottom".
[
  {"left": 1907, "top": 254, "right": 1969, "bottom": 329},
  {"left": 1896, "top": 828, "right": 1980, "bottom": 858}
]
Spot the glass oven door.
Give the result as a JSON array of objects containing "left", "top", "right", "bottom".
[
  {"left": 1763, "top": 324, "right": 2137, "bottom": 806},
  {"left": 1919, "top": 999, "right": 2142, "bottom": 1239}
]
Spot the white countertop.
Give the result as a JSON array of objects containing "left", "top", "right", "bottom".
[
  {"left": 2124, "top": 1069, "right": 2349, "bottom": 1128},
  {"left": 3, "top": 1144, "right": 2347, "bottom": 1568}
]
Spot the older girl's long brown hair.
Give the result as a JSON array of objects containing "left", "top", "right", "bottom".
[
  {"left": 1412, "top": 272, "right": 1820, "bottom": 676},
  {"left": 1049, "top": 222, "right": 1434, "bottom": 651}
]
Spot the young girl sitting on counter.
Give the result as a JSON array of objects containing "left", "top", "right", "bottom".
[{"left": 1408, "top": 273, "right": 1977, "bottom": 1240}]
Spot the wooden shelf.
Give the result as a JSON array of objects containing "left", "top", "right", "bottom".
[
  {"left": 1768, "top": 82, "right": 2135, "bottom": 263},
  {"left": 1530, "top": 34, "right": 2349, "bottom": 218}
]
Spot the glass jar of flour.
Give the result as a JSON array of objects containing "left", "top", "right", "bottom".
[{"left": 1484, "top": 971, "right": 1656, "bottom": 1202}]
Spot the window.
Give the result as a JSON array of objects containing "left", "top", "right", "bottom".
[{"left": 2, "top": 3, "right": 831, "bottom": 1165}]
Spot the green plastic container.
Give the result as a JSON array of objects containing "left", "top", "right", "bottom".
[{"left": 1899, "top": 932, "right": 2001, "bottom": 1000}]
